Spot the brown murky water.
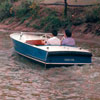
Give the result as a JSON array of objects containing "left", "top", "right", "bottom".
[{"left": 0, "top": 31, "right": 100, "bottom": 100}]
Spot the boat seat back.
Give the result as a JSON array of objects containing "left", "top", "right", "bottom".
[{"left": 26, "top": 40, "right": 44, "bottom": 45}]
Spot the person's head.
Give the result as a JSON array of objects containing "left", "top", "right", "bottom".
[
  {"left": 65, "top": 29, "right": 72, "bottom": 37},
  {"left": 51, "top": 30, "right": 58, "bottom": 36}
]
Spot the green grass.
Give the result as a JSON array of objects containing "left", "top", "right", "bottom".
[{"left": 0, "top": 0, "right": 12, "bottom": 21}]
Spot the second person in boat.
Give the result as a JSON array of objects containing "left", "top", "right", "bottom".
[{"left": 61, "top": 29, "right": 75, "bottom": 46}]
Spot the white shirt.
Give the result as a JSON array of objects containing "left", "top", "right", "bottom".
[{"left": 46, "top": 37, "right": 61, "bottom": 45}]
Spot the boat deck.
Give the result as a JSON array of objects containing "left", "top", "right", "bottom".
[{"left": 10, "top": 32, "right": 91, "bottom": 53}]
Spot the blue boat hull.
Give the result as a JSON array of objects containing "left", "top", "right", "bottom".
[
  {"left": 46, "top": 51, "right": 92, "bottom": 64},
  {"left": 12, "top": 39, "right": 47, "bottom": 63},
  {"left": 11, "top": 38, "right": 92, "bottom": 66}
]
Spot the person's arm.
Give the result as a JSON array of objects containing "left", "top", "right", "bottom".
[{"left": 61, "top": 36, "right": 65, "bottom": 45}]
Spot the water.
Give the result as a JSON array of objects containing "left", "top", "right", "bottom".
[{"left": 0, "top": 31, "right": 100, "bottom": 100}]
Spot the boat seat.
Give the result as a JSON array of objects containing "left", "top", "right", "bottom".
[{"left": 26, "top": 40, "right": 44, "bottom": 45}]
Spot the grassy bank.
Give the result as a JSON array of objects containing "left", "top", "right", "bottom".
[{"left": 0, "top": 0, "right": 100, "bottom": 35}]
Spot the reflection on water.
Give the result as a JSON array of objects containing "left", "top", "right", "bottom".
[{"left": 0, "top": 32, "right": 100, "bottom": 99}]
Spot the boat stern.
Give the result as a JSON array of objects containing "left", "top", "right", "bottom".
[{"left": 45, "top": 51, "right": 92, "bottom": 65}]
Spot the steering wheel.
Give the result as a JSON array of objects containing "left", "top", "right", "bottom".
[{"left": 41, "top": 34, "right": 51, "bottom": 40}]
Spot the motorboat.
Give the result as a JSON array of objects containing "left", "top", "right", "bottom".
[{"left": 10, "top": 32, "right": 92, "bottom": 67}]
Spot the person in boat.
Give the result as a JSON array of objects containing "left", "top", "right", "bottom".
[
  {"left": 61, "top": 29, "right": 75, "bottom": 46},
  {"left": 44, "top": 30, "right": 61, "bottom": 45}
]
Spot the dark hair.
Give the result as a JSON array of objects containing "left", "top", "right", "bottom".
[
  {"left": 51, "top": 30, "right": 58, "bottom": 36},
  {"left": 65, "top": 29, "right": 72, "bottom": 37}
]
